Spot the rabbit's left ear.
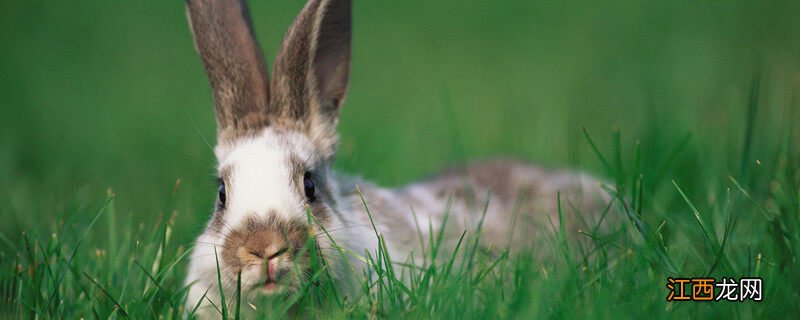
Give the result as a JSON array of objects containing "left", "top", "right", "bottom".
[
  {"left": 186, "top": 0, "right": 272, "bottom": 141},
  {"left": 271, "top": 0, "right": 351, "bottom": 156}
]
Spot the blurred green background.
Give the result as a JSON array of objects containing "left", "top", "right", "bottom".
[{"left": 0, "top": 0, "right": 797, "bottom": 251}]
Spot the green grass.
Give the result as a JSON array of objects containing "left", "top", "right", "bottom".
[
  {"left": 1, "top": 110, "right": 798, "bottom": 318},
  {"left": 1, "top": 0, "right": 799, "bottom": 318}
]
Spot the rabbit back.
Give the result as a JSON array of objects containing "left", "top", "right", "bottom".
[{"left": 335, "top": 159, "right": 611, "bottom": 259}]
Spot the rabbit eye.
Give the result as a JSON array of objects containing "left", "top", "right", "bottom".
[
  {"left": 303, "top": 172, "right": 316, "bottom": 202},
  {"left": 217, "top": 182, "right": 226, "bottom": 209}
]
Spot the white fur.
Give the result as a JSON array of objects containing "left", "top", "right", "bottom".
[
  {"left": 185, "top": 127, "right": 378, "bottom": 316},
  {"left": 215, "top": 127, "right": 316, "bottom": 228},
  {"left": 185, "top": 128, "right": 319, "bottom": 314},
  {"left": 183, "top": 1, "right": 609, "bottom": 315}
]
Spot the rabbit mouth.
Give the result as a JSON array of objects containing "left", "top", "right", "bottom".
[
  {"left": 262, "top": 280, "right": 278, "bottom": 290},
  {"left": 251, "top": 279, "right": 283, "bottom": 294},
  {"left": 250, "top": 269, "right": 288, "bottom": 294},
  {"left": 259, "top": 279, "right": 279, "bottom": 292}
]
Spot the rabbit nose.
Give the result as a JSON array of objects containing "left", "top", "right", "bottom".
[
  {"left": 221, "top": 215, "right": 306, "bottom": 274},
  {"left": 248, "top": 246, "right": 288, "bottom": 279},
  {"left": 247, "top": 246, "right": 288, "bottom": 261}
]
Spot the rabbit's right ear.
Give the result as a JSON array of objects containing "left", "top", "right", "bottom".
[
  {"left": 270, "top": 0, "right": 351, "bottom": 158},
  {"left": 186, "top": 0, "right": 270, "bottom": 141}
]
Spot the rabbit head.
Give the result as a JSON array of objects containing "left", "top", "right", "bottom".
[{"left": 185, "top": 0, "right": 353, "bottom": 299}]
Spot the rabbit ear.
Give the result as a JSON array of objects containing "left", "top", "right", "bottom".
[
  {"left": 186, "top": 0, "right": 271, "bottom": 140},
  {"left": 271, "top": 0, "right": 351, "bottom": 154}
]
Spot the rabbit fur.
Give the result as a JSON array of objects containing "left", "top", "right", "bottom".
[{"left": 183, "top": 0, "right": 610, "bottom": 314}]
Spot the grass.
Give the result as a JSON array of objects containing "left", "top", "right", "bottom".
[
  {"left": 1, "top": 97, "right": 798, "bottom": 317},
  {"left": 1, "top": 0, "right": 799, "bottom": 318}
]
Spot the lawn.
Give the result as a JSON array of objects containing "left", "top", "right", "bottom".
[{"left": 1, "top": 0, "right": 798, "bottom": 318}]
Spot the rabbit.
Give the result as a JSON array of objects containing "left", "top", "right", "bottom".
[{"left": 183, "top": 0, "right": 611, "bottom": 315}]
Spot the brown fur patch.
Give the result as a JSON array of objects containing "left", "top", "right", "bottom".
[
  {"left": 221, "top": 214, "right": 309, "bottom": 273},
  {"left": 269, "top": 0, "right": 351, "bottom": 154},
  {"left": 286, "top": 154, "right": 338, "bottom": 224},
  {"left": 189, "top": 0, "right": 352, "bottom": 150},
  {"left": 269, "top": 0, "right": 318, "bottom": 122},
  {"left": 186, "top": 0, "right": 271, "bottom": 140}
]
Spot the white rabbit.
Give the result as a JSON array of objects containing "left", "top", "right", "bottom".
[{"left": 184, "top": 0, "right": 609, "bottom": 315}]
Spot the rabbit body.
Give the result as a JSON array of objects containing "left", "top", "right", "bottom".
[
  {"left": 338, "top": 159, "right": 604, "bottom": 259},
  {"left": 183, "top": 0, "right": 608, "bottom": 315}
]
